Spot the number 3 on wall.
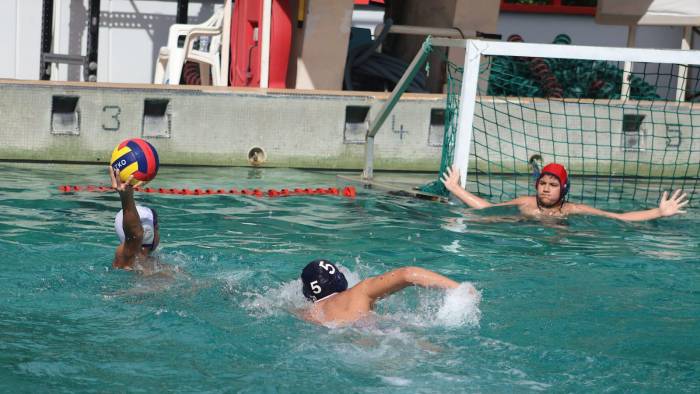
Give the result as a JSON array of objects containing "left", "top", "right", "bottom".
[{"left": 102, "top": 105, "right": 121, "bottom": 131}]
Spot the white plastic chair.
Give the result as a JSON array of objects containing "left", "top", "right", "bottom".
[{"left": 154, "top": 1, "right": 231, "bottom": 86}]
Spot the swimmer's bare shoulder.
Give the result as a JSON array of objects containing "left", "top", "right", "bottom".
[
  {"left": 298, "top": 262, "right": 465, "bottom": 327},
  {"left": 311, "top": 268, "right": 460, "bottom": 325},
  {"left": 305, "top": 286, "right": 374, "bottom": 325}
]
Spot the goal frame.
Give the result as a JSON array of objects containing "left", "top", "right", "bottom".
[{"left": 442, "top": 38, "right": 700, "bottom": 188}]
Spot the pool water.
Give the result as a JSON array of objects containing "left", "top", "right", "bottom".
[{"left": 1, "top": 163, "right": 698, "bottom": 392}]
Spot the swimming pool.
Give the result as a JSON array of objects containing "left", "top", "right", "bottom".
[{"left": 1, "top": 163, "right": 698, "bottom": 392}]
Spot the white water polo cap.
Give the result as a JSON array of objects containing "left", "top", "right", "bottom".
[{"left": 114, "top": 205, "right": 159, "bottom": 251}]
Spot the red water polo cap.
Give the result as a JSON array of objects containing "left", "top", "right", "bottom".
[{"left": 538, "top": 163, "right": 568, "bottom": 188}]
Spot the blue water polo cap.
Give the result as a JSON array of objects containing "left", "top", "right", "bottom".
[{"left": 301, "top": 259, "right": 348, "bottom": 302}]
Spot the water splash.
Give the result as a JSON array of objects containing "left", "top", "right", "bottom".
[{"left": 435, "top": 283, "right": 482, "bottom": 328}]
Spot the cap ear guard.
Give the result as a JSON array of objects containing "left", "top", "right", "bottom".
[{"left": 301, "top": 259, "right": 348, "bottom": 302}]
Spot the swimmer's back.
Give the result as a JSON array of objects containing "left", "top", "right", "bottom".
[{"left": 304, "top": 285, "right": 373, "bottom": 325}]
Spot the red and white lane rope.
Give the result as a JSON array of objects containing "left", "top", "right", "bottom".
[{"left": 58, "top": 185, "right": 357, "bottom": 198}]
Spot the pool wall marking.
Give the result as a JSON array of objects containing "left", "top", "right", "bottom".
[
  {"left": 1, "top": 80, "right": 698, "bottom": 175},
  {"left": 0, "top": 80, "right": 444, "bottom": 170}
]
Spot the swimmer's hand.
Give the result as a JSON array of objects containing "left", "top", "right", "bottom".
[
  {"left": 440, "top": 165, "right": 461, "bottom": 192},
  {"left": 658, "top": 189, "right": 689, "bottom": 217},
  {"left": 109, "top": 166, "right": 145, "bottom": 194},
  {"left": 440, "top": 165, "right": 495, "bottom": 209}
]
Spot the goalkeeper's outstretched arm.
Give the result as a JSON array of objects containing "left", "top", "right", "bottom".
[
  {"left": 441, "top": 165, "right": 523, "bottom": 209},
  {"left": 570, "top": 190, "right": 688, "bottom": 222}
]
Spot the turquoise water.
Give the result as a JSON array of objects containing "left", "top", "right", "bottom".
[{"left": 1, "top": 163, "right": 699, "bottom": 392}]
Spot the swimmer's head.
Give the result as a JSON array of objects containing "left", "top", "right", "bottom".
[
  {"left": 301, "top": 259, "right": 348, "bottom": 302},
  {"left": 114, "top": 205, "right": 159, "bottom": 251},
  {"left": 536, "top": 163, "right": 569, "bottom": 208}
]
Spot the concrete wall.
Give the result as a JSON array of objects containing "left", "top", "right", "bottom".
[
  {"left": 0, "top": 80, "right": 445, "bottom": 170},
  {"left": 1, "top": 80, "right": 697, "bottom": 176},
  {"left": 290, "top": 0, "right": 355, "bottom": 90}
]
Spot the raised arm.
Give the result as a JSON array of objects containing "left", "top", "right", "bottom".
[
  {"left": 572, "top": 189, "right": 689, "bottom": 222},
  {"left": 110, "top": 167, "right": 145, "bottom": 268},
  {"left": 441, "top": 165, "right": 493, "bottom": 208},
  {"left": 357, "top": 266, "right": 460, "bottom": 302},
  {"left": 441, "top": 165, "right": 525, "bottom": 209}
]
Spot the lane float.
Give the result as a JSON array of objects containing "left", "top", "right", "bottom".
[{"left": 58, "top": 185, "right": 357, "bottom": 198}]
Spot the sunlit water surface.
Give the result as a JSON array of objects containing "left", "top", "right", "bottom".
[{"left": 0, "top": 163, "right": 698, "bottom": 392}]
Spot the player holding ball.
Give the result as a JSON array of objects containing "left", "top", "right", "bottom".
[{"left": 109, "top": 138, "right": 164, "bottom": 273}]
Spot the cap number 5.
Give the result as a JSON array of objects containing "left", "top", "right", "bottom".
[
  {"left": 310, "top": 280, "right": 321, "bottom": 294},
  {"left": 318, "top": 261, "right": 335, "bottom": 274}
]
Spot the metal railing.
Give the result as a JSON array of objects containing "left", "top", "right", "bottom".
[{"left": 360, "top": 30, "right": 498, "bottom": 180}]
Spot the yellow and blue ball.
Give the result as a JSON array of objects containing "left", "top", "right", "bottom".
[{"left": 110, "top": 138, "right": 159, "bottom": 184}]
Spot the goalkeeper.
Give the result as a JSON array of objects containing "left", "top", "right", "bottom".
[{"left": 441, "top": 163, "right": 689, "bottom": 222}]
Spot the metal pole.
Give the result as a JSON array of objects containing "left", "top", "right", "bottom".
[
  {"left": 260, "top": 0, "right": 272, "bottom": 88},
  {"left": 221, "top": 0, "right": 232, "bottom": 86},
  {"left": 367, "top": 38, "right": 432, "bottom": 139},
  {"left": 362, "top": 136, "right": 375, "bottom": 180},
  {"left": 361, "top": 37, "right": 433, "bottom": 180},
  {"left": 39, "top": 0, "right": 54, "bottom": 80},
  {"left": 675, "top": 26, "right": 692, "bottom": 102},
  {"left": 388, "top": 25, "right": 465, "bottom": 38},
  {"left": 51, "top": 0, "right": 62, "bottom": 79},
  {"left": 176, "top": 0, "right": 189, "bottom": 24},
  {"left": 621, "top": 25, "right": 636, "bottom": 100},
  {"left": 84, "top": 0, "right": 101, "bottom": 82}
]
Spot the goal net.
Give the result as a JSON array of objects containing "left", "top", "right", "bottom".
[{"left": 421, "top": 38, "right": 700, "bottom": 205}]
